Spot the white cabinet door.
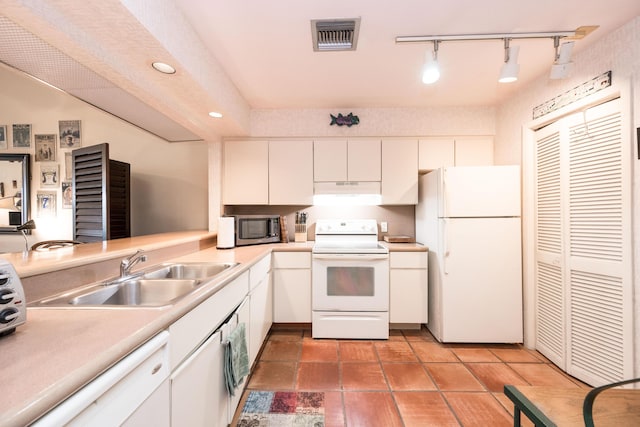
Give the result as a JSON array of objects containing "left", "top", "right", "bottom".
[
  {"left": 390, "top": 269, "right": 427, "bottom": 323},
  {"left": 454, "top": 136, "right": 494, "bottom": 166},
  {"left": 249, "top": 273, "right": 272, "bottom": 365},
  {"left": 273, "top": 269, "right": 311, "bottom": 322},
  {"left": 418, "top": 138, "right": 454, "bottom": 171},
  {"left": 171, "top": 329, "right": 227, "bottom": 427},
  {"left": 389, "top": 252, "right": 428, "bottom": 324},
  {"left": 123, "top": 379, "right": 170, "bottom": 427},
  {"left": 314, "top": 140, "right": 347, "bottom": 181},
  {"left": 223, "top": 140, "right": 269, "bottom": 205},
  {"left": 269, "top": 140, "right": 314, "bottom": 205},
  {"left": 382, "top": 139, "right": 418, "bottom": 204},
  {"left": 348, "top": 139, "right": 381, "bottom": 181}
]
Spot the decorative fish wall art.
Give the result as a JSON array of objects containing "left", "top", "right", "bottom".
[{"left": 330, "top": 113, "right": 359, "bottom": 127}]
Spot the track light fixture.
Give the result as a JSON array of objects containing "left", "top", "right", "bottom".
[
  {"left": 498, "top": 39, "right": 519, "bottom": 83},
  {"left": 550, "top": 36, "right": 575, "bottom": 79},
  {"left": 422, "top": 40, "right": 440, "bottom": 84},
  {"left": 396, "top": 26, "right": 597, "bottom": 84}
]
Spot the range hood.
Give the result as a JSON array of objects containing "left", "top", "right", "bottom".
[
  {"left": 314, "top": 181, "right": 381, "bottom": 195},
  {"left": 313, "top": 181, "right": 382, "bottom": 205}
]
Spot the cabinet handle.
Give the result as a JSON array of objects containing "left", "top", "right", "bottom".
[{"left": 151, "top": 363, "right": 163, "bottom": 375}]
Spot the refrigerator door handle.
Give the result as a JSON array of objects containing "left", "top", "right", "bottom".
[{"left": 443, "top": 219, "right": 449, "bottom": 275}]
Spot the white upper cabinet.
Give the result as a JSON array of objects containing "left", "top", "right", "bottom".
[
  {"left": 313, "top": 139, "right": 381, "bottom": 182},
  {"left": 418, "top": 136, "right": 494, "bottom": 172},
  {"left": 382, "top": 139, "right": 418, "bottom": 204},
  {"left": 223, "top": 140, "right": 269, "bottom": 205},
  {"left": 418, "top": 137, "right": 455, "bottom": 171},
  {"left": 269, "top": 140, "right": 313, "bottom": 205},
  {"left": 313, "top": 140, "right": 347, "bottom": 181},
  {"left": 453, "top": 136, "right": 494, "bottom": 166}
]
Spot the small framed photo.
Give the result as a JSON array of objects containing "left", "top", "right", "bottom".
[
  {"left": 37, "top": 191, "right": 57, "bottom": 217},
  {"left": 59, "top": 120, "right": 81, "bottom": 148},
  {"left": 35, "top": 134, "right": 57, "bottom": 162},
  {"left": 0, "top": 125, "right": 7, "bottom": 149},
  {"left": 65, "top": 152, "right": 73, "bottom": 180},
  {"left": 12, "top": 124, "right": 31, "bottom": 148},
  {"left": 62, "top": 181, "right": 73, "bottom": 208},
  {"left": 40, "top": 164, "right": 60, "bottom": 187}
]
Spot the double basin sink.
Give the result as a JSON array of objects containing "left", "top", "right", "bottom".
[{"left": 31, "top": 262, "right": 238, "bottom": 308}]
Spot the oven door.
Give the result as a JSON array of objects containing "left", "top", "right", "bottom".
[{"left": 312, "top": 253, "right": 389, "bottom": 312}]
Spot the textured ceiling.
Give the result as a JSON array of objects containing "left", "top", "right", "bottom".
[{"left": 1, "top": 1, "right": 639, "bottom": 142}]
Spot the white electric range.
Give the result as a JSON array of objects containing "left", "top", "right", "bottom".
[{"left": 312, "top": 219, "right": 389, "bottom": 339}]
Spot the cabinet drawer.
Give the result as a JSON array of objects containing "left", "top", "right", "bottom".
[
  {"left": 169, "top": 271, "right": 249, "bottom": 368},
  {"left": 35, "top": 332, "right": 170, "bottom": 427},
  {"left": 390, "top": 252, "right": 428, "bottom": 269},
  {"left": 272, "top": 252, "right": 311, "bottom": 269},
  {"left": 249, "top": 254, "right": 271, "bottom": 291}
]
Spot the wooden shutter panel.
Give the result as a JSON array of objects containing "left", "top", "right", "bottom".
[{"left": 72, "top": 143, "right": 130, "bottom": 242}]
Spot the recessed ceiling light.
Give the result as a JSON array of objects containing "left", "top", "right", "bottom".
[
  {"left": 152, "top": 62, "right": 176, "bottom": 74},
  {"left": 208, "top": 111, "right": 223, "bottom": 118}
]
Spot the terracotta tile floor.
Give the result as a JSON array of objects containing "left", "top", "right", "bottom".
[{"left": 232, "top": 325, "right": 587, "bottom": 426}]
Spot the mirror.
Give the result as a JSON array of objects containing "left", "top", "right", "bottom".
[{"left": 0, "top": 154, "right": 30, "bottom": 232}]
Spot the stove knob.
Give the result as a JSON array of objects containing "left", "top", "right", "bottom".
[
  {"left": 0, "top": 289, "right": 17, "bottom": 305},
  {"left": 0, "top": 307, "right": 19, "bottom": 324},
  {"left": 0, "top": 274, "right": 9, "bottom": 286}
]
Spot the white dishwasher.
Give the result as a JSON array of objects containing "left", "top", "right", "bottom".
[{"left": 32, "top": 331, "right": 170, "bottom": 427}]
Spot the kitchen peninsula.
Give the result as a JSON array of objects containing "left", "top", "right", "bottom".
[{"left": 0, "top": 231, "right": 425, "bottom": 426}]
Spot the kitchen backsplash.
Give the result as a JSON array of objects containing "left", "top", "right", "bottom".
[{"left": 223, "top": 205, "right": 415, "bottom": 241}]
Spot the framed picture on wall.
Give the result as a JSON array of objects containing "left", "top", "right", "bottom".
[
  {"left": 12, "top": 124, "right": 31, "bottom": 148},
  {"left": 40, "top": 164, "right": 59, "bottom": 187},
  {"left": 59, "top": 120, "right": 81, "bottom": 148},
  {"left": 62, "top": 181, "right": 72, "bottom": 208},
  {"left": 0, "top": 125, "right": 7, "bottom": 149},
  {"left": 35, "top": 134, "right": 57, "bottom": 162},
  {"left": 37, "top": 191, "right": 56, "bottom": 217},
  {"left": 64, "top": 152, "right": 72, "bottom": 180}
]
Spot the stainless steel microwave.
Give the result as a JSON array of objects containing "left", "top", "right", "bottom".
[{"left": 234, "top": 215, "right": 281, "bottom": 246}]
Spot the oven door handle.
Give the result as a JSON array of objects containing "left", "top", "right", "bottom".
[{"left": 312, "top": 254, "right": 389, "bottom": 261}]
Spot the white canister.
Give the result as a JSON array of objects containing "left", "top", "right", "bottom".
[{"left": 217, "top": 217, "right": 235, "bottom": 249}]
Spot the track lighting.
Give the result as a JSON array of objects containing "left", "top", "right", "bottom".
[
  {"left": 422, "top": 40, "right": 440, "bottom": 84},
  {"left": 498, "top": 39, "right": 519, "bottom": 83},
  {"left": 550, "top": 36, "right": 575, "bottom": 79},
  {"left": 396, "top": 26, "right": 597, "bottom": 84}
]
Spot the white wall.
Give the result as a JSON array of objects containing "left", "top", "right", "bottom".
[
  {"left": 251, "top": 106, "right": 496, "bottom": 137},
  {"left": 495, "top": 16, "right": 640, "bottom": 370},
  {"left": 0, "top": 64, "right": 209, "bottom": 253}
]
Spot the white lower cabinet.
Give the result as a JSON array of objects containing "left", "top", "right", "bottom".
[
  {"left": 272, "top": 252, "right": 311, "bottom": 322},
  {"left": 33, "top": 332, "right": 171, "bottom": 427},
  {"left": 249, "top": 255, "right": 273, "bottom": 365},
  {"left": 170, "top": 296, "right": 250, "bottom": 427},
  {"left": 389, "top": 252, "right": 428, "bottom": 324}
]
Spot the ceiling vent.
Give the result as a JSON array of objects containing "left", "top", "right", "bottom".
[{"left": 311, "top": 18, "right": 360, "bottom": 51}]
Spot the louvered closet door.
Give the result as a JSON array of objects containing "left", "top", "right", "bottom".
[
  {"left": 564, "top": 99, "right": 632, "bottom": 386},
  {"left": 534, "top": 98, "right": 633, "bottom": 386},
  {"left": 534, "top": 120, "right": 566, "bottom": 369}
]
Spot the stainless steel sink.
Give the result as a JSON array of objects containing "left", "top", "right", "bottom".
[
  {"left": 142, "top": 262, "right": 237, "bottom": 280},
  {"left": 69, "top": 279, "right": 200, "bottom": 306},
  {"left": 30, "top": 261, "right": 239, "bottom": 308}
]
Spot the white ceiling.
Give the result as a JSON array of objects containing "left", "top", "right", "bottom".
[
  {"left": 174, "top": 0, "right": 640, "bottom": 109},
  {"left": 1, "top": 1, "right": 639, "bottom": 140}
]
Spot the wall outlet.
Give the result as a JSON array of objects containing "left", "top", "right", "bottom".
[{"left": 380, "top": 221, "right": 388, "bottom": 232}]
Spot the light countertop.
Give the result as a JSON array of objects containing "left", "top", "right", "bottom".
[{"left": 0, "top": 234, "right": 425, "bottom": 426}]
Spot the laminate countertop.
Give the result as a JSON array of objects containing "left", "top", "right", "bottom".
[{"left": 0, "top": 234, "right": 425, "bottom": 426}]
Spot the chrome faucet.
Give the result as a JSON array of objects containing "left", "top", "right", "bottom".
[{"left": 120, "top": 250, "right": 147, "bottom": 277}]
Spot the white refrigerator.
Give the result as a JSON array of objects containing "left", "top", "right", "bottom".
[{"left": 416, "top": 166, "right": 523, "bottom": 343}]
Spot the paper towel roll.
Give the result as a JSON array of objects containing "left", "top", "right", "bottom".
[{"left": 217, "top": 217, "right": 235, "bottom": 249}]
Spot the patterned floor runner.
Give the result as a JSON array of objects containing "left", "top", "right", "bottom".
[{"left": 237, "top": 391, "right": 325, "bottom": 427}]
